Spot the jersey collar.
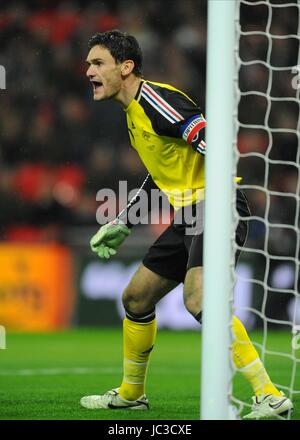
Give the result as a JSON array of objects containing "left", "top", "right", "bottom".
[{"left": 134, "top": 79, "right": 145, "bottom": 102}]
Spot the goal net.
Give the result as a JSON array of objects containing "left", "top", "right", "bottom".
[{"left": 232, "top": 0, "right": 300, "bottom": 418}]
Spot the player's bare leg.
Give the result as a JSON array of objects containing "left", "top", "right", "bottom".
[
  {"left": 183, "top": 266, "right": 292, "bottom": 418},
  {"left": 81, "top": 263, "right": 179, "bottom": 409},
  {"left": 122, "top": 263, "right": 179, "bottom": 314},
  {"left": 183, "top": 266, "right": 204, "bottom": 319}
]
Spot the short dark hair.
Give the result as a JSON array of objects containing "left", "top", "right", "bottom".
[{"left": 88, "top": 30, "right": 143, "bottom": 77}]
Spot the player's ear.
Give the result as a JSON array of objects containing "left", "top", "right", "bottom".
[{"left": 121, "top": 60, "right": 135, "bottom": 76}]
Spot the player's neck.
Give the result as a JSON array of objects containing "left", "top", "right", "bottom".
[{"left": 114, "top": 76, "right": 142, "bottom": 108}]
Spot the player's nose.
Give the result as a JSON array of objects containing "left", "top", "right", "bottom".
[{"left": 86, "top": 65, "right": 95, "bottom": 78}]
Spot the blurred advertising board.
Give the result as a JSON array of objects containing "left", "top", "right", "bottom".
[
  {"left": 76, "top": 257, "right": 202, "bottom": 329},
  {"left": 1, "top": 242, "right": 297, "bottom": 331},
  {"left": 0, "top": 244, "right": 75, "bottom": 331},
  {"left": 76, "top": 255, "right": 299, "bottom": 330}
]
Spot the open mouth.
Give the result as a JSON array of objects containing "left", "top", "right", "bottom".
[{"left": 91, "top": 81, "right": 103, "bottom": 92}]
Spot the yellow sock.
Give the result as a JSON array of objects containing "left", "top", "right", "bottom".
[
  {"left": 119, "top": 316, "right": 156, "bottom": 401},
  {"left": 232, "top": 316, "right": 281, "bottom": 396}
]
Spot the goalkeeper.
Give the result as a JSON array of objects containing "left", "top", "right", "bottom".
[{"left": 80, "top": 30, "right": 293, "bottom": 419}]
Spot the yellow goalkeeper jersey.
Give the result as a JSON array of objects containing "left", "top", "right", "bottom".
[{"left": 125, "top": 80, "right": 207, "bottom": 210}]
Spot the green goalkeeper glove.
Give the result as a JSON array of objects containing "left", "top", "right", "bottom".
[{"left": 90, "top": 219, "right": 131, "bottom": 260}]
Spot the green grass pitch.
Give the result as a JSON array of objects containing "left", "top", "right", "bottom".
[{"left": 0, "top": 329, "right": 299, "bottom": 420}]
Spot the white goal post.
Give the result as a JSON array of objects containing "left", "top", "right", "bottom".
[
  {"left": 201, "top": 0, "right": 300, "bottom": 420},
  {"left": 201, "top": 0, "right": 236, "bottom": 420}
]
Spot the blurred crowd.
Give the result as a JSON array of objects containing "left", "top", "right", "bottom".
[
  {"left": 0, "top": 0, "right": 206, "bottom": 241},
  {"left": 0, "top": 0, "right": 299, "bottom": 256}
]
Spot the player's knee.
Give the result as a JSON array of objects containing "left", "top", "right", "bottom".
[
  {"left": 122, "top": 286, "right": 136, "bottom": 310},
  {"left": 122, "top": 286, "right": 151, "bottom": 314}
]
